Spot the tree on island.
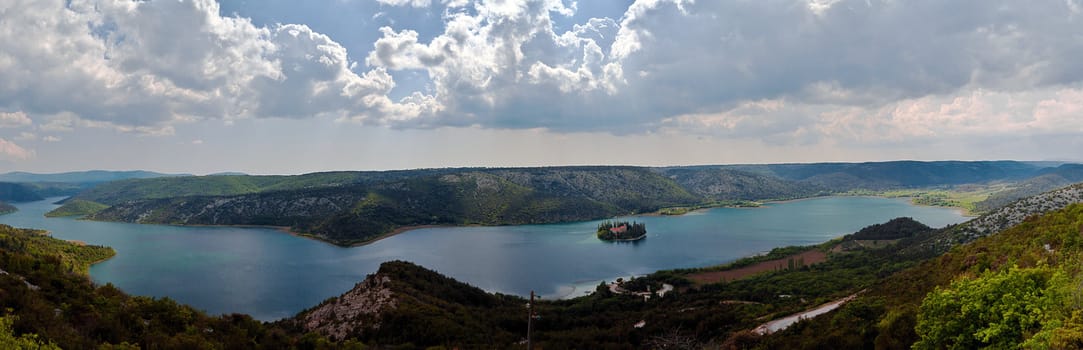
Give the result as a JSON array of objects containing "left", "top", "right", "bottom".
[{"left": 597, "top": 220, "right": 647, "bottom": 241}]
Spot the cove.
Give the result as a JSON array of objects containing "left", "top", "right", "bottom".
[{"left": 0, "top": 196, "right": 966, "bottom": 321}]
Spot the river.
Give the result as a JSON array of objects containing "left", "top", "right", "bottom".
[{"left": 0, "top": 196, "right": 966, "bottom": 321}]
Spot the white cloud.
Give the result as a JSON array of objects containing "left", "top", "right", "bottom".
[
  {"left": 42, "top": 135, "right": 62, "bottom": 142},
  {"left": 3, "top": 0, "right": 1083, "bottom": 155},
  {"left": 377, "top": 0, "right": 431, "bottom": 8},
  {"left": 662, "top": 85, "right": 1083, "bottom": 148},
  {"left": 0, "top": 0, "right": 432, "bottom": 133},
  {"left": 0, "top": 138, "right": 33, "bottom": 160},
  {"left": 0, "top": 111, "right": 31, "bottom": 128}
]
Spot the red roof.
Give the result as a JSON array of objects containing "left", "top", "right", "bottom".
[{"left": 609, "top": 224, "right": 627, "bottom": 234}]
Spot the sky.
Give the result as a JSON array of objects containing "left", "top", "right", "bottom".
[{"left": 0, "top": 0, "right": 1082, "bottom": 175}]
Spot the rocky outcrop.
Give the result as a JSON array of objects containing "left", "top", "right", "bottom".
[
  {"left": 959, "top": 183, "right": 1083, "bottom": 240},
  {"left": 918, "top": 183, "right": 1083, "bottom": 253},
  {"left": 298, "top": 272, "right": 398, "bottom": 341}
]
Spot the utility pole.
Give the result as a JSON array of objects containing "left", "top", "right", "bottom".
[{"left": 527, "top": 290, "right": 535, "bottom": 350}]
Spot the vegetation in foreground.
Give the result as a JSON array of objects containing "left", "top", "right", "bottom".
[{"left": 755, "top": 203, "right": 1083, "bottom": 349}]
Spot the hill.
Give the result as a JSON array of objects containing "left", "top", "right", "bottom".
[
  {"left": 751, "top": 187, "right": 1083, "bottom": 348},
  {"left": 973, "top": 163, "right": 1083, "bottom": 212},
  {"left": 722, "top": 160, "right": 1045, "bottom": 190},
  {"left": 50, "top": 161, "right": 1081, "bottom": 245},
  {"left": 660, "top": 167, "right": 825, "bottom": 200},
  {"left": 0, "top": 182, "right": 43, "bottom": 202},
  {"left": 842, "top": 217, "right": 931, "bottom": 241},
  {"left": 42, "top": 199, "right": 110, "bottom": 217},
  {"left": 84, "top": 168, "right": 703, "bottom": 245}
]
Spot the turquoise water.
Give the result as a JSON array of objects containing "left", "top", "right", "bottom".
[{"left": 0, "top": 196, "right": 966, "bottom": 321}]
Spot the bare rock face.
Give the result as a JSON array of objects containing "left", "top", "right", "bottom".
[
  {"left": 918, "top": 183, "right": 1083, "bottom": 254},
  {"left": 299, "top": 273, "right": 397, "bottom": 341},
  {"left": 960, "top": 183, "right": 1083, "bottom": 241}
]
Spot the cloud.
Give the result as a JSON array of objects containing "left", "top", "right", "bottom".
[
  {"left": 0, "top": 0, "right": 432, "bottom": 133},
  {"left": 0, "top": 138, "right": 33, "bottom": 160},
  {"left": 42, "top": 135, "right": 62, "bottom": 142},
  {"left": 0, "top": 111, "right": 32, "bottom": 128},
  {"left": 361, "top": 0, "right": 1083, "bottom": 139},
  {"left": 377, "top": 0, "right": 431, "bottom": 8},
  {"left": 15, "top": 132, "right": 36, "bottom": 141},
  {"left": 3, "top": 0, "right": 1083, "bottom": 151}
]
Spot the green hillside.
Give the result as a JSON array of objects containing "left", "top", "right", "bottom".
[
  {"left": 49, "top": 162, "right": 1083, "bottom": 245},
  {"left": 83, "top": 168, "right": 703, "bottom": 245},
  {"left": 42, "top": 199, "right": 109, "bottom": 218},
  {"left": 755, "top": 204, "right": 1083, "bottom": 348}
]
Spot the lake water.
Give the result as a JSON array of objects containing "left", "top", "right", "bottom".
[{"left": 0, "top": 196, "right": 966, "bottom": 321}]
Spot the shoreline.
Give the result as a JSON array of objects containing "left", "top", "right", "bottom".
[
  {"left": 600, "top": 234, "right": 647, "bottom": 242},
  {"left": 93, "top": 193, "right": 971, "bottom": 248}
]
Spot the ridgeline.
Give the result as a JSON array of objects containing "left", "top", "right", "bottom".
[{"left": 42, "top": 161, "right": 1078, "bottom": 246}]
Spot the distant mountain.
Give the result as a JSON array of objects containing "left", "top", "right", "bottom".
[
  {"left": 972, "top": 164, "right": 1083, "bottom": 213},
  {"left": 659, "top": 167, "right": 826, "bottom": 200},
  {"left": 0, "top": 170, "right": 187, "bottom": 183},
  {"left": 721, "top": 160, "right": 1046, "bottom": 190}
]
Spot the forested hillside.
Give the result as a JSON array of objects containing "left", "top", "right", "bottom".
[
  {"left": 50, "top": 161, "right": 1082, "bottom": 246},
  {"left": 86, "top": 168, "right": 702, "bottom": 245},
  {"left": 0, "top": 182, "right": 43, "bottom": 202},
  {"left": 660, "top": 167, "right": 826, "bottom": 200},
  {"left": 754, "top": 192, "right": 1083, "bottom": 348},
  {"left": 723, "top": 160, "right": 1043, "bottom": 190}
]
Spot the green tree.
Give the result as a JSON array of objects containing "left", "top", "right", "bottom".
[
  {"left": 0, "top": 315, "right": 61, "bottom": 350},
  {"left": 914, "top": 266, "right": 1065, "bottom": 349}
]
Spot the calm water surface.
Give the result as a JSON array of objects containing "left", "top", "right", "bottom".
[{"left": 0, "top": 196, "right": 966, "bottom": 321}]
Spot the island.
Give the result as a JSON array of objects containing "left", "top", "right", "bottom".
[{"left": 596, "top": 221, "right": 647, "bottom": 241}]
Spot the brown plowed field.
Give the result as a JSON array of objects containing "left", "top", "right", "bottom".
[{"left": 687, "top": 250, "right": 827, "bottom": 285}]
